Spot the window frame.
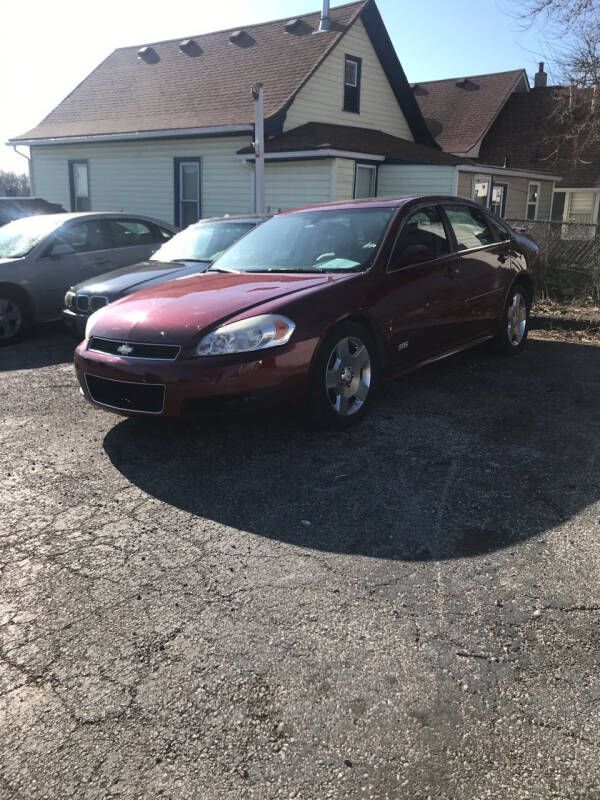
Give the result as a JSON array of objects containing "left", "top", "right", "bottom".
[
  {"left": 68, "top": 160, "right": 90, "bottom": 212},
  {"left": 387, "top": 203, "right": 454, "bottom": 274},
  {"left": 51, "top": 218, "right": 112, "bottom": 255},
  {"left": 343, "top": 55, "right": 362, "bottom": 114},
  {"left": 174, "top": 157, "right": 202, "bottom": 228},
  {"left": 526, "top": 181, "right": 541, "bottom": 221},
  {"left": 353, "top": 163, "right": 378, "bottom": 199}
]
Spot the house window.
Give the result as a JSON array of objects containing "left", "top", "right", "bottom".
[
  {"left": 69, "top": 161, "right": 90, "bottom": 212},
  {"left": 526, "top": 182, "right": 540, "bottom": 221},
  {"left": 553, "top": 189, "right": 599, "bottom": 239},
  {"left": 344, "top": 55, "right": 361, "bottom": 114},
  {"left": 472, "top": 174, "right": 491, "bottom": 207},
  {"left": 354, "top": 164, "right": 377, "bottom": 198},
  {"left": 174, "top": 158, "right": 201, "bottom": 228}
]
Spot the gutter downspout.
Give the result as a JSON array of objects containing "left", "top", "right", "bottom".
[{"left": 12, "top": 145, "right": 33, "bottom": 194}]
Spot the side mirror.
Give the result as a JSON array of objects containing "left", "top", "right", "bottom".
[
  {"left": 50, "top": 243, "right": 75, "bottom": 257},
  {"left": 396, "top": 244, "right": 436, "bottom": 267}
]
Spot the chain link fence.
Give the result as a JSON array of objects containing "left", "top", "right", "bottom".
[{"left": 506, "top": 219, "right": 600, "bottom": 302}]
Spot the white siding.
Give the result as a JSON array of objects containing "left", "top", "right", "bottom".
[
  {"left": 30, "top": 137, "right": 253, "bottom": 224},
  {"left": 331, "top": 158, "right": 355, "bottom": 201},
  {"left": 264, "top": 160, "right": 333, "bottom": 212},
  {"left": 377, "top": 165, "right": 456, "bottom": 197},
  {"left": 284, "top": 19, "right": 413, "bottom": 140}
]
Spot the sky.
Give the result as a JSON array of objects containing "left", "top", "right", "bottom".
[{"left": 0, "top": 0, "right": 554, "bottom": 175}]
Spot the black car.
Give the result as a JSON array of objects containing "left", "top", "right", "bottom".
[
  {"left": 63, "top": 214, "right": 271, "bottom": 338},
  {"left": 0, "top": 197, "right": 65, "bottom": 227}
]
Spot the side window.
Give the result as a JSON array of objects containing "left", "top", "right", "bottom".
[
  {"left": 107, "top": 219, "right": 156, "bottom": 247},
  {"left": 343, "top": 55, "right": 361, "bottom": 113},
  {"left": 391, "top": 206, "right": 450, "bottom": 268},
  {"left": 485, "top": 214, "right": 511, "bottom": 242},
  {"left": 443, "top": 205, "right": 496, "bottom": 250},
  {"left": 154, "top": 225, "right": 174, "bottom": 243},
  {"left": 58, "top": 220, "right": 111, "bottom": 253}
]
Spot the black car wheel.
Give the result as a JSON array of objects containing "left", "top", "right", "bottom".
[
  {"left": 0, "top": 292, "right": 30, "bottom": 346},
  {"left": 306, "top": 321, "right": 380, "bottom": 428}
]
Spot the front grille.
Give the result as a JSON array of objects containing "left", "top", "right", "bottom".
[
  {"left": 76, "top": 295, "right": 89, "bottom": 312},
  {"left": 88, "top": 337, "right": 180, "bottom": 360},
  {"left": 85, "top": 374, "right": 165, "bottom": 414},
  {"left": 90, "top": 296, "right": 108, "bottom": 312}
]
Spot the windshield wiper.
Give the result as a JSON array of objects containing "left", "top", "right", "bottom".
[
  {"left": 242, "top": 268, "right": 326, "bottom": 273},
  {"left": 171, "top": 258, "right": 210, "bottom": 264},
  {"left": 207, "top": 265, "right": 240, "bottom": 273}
]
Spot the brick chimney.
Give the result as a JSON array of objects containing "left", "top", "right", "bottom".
[{"left": 534, "top": 62, "right": 547, "bottom": 88}]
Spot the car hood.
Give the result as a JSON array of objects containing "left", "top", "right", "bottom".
[
  {"left": 72, "top": 260, "right": 211, "bottom": 298},
  {"left": 88, "top": 271, "right": 351, "bottom": 343}
]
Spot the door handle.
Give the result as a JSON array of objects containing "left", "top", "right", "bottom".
[{"left": 94, "top": 257, "right": 110, "bottom": 266}]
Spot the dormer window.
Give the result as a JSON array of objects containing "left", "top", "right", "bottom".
[{"left": 344, "top": 55, "right": 361, "bottom": 113}]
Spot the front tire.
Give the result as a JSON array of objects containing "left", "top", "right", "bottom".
[
  {"left": 305, "top": 321, "right": 380, "bottom": 428},
  {"left": 0, "top": 292, "right": 30, "bottom": 346},
  {"left": 491, "top": 283, "right": 529, "bottom": 355}
]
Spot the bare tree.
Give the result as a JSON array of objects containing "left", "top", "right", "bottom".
[
  {"left": 0, "top": 170, "right": 30, "bottom": 197},
  {"left": 514, "top": 0, "right": 600, "bottom": 165}
]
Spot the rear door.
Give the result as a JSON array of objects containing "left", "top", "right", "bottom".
[
  {"left": 32, "top": 218, "right": 114, "bottom": 319},
  {"left": 103, "top": 218, "right": 164, "bottom": 268},
  {"left": 371, "top": 204, "right": 465, "bottom": 370},
  {"left": 441, "top": 204, "right": 513, "bottom": 341}
]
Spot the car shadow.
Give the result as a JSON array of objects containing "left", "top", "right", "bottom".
[
  {"left": 103, "top": 338, "right": 600, "bottom": 561},
  {"left": 0, "top": 323, "right": 77, "bottom": 372}
]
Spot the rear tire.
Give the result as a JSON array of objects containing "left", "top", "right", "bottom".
[
  {"left": 0, "top": 291, "right": 30, "bottom": 346},
  {"left": 490, "top": 283, "right": 529, "bottom": 356},
  {"left": 305, "top": 321, "right": 380, "bottom": 429}
]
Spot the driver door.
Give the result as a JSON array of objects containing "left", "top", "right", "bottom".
[
  {"left": 371, "top": 205, "right": 464, "bottom": 371},
  {"left": 32, "top": 218, "right": 114, "bottom": 319}
]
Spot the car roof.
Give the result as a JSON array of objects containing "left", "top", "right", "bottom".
[
  {"left": 280, "top": 195, "right": 483, "bottom": 214},
  {"left": 193, "top": 214, "right": 273, "bottom": 225},
  {"left": 7, "top": 210, "right": 178, "bottom": 230}
]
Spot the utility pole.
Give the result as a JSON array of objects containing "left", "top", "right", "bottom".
[{"left": 251, "top": 83, "right": 265, "bottom": 214}]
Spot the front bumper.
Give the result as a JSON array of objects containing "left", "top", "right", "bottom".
[
  {"left": 74, "top": 339, "right": 315, "bottom": 418},
  {"left": 63, "top": 308, "right": 88, "bottom": 340}
]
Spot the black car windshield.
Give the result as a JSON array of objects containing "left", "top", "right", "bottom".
[
  {"left": 209, "top": 208, "right": 396, "bottom": 273},
  {"left": 152, "top": 221, "right": 255, "bottom": 263},
  {"left": 0, "top": 215, "right": 64, "bottom": 258}
]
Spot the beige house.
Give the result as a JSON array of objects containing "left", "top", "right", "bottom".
[{"left": 10, "top": 0, "right": 557, "bottom": 225}]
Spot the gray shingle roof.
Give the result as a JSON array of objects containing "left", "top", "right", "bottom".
[
  {"left": 412, "top": 69, "right": 527, "bottom": 154},
  {"left": 12, "top": 1, "right": 367, "bottom": 141},
  {"left": 237, "top": 122, "right": 463, "bottom": 164}
]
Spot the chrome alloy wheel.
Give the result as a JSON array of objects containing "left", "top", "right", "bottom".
[
  {"left": 325, "top": 336, "right": 371, "bottom": 416},
  {"left": 506, "top": 291, "right": 527, "bottom": 347},
  {"left": 0, "top": 297, "right": 23, "bottom": 341}
]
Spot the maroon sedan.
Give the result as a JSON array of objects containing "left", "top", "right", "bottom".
[{"left": 74, "top": 196, "right": 540, "bottom": 427}]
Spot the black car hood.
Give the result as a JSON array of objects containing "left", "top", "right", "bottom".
[{"left": 71, "top": 260, "right": 211, "bottom": 300}]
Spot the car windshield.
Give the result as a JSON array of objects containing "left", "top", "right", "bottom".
[
  {"left": 152, "top": 221, "right": 256, "bottom": 263},
  {"left": 210, "top": 208, "right": 396, "bottom": 273},
  {"left": 0, "top": 215, "right": 64, "bottom": 258}
]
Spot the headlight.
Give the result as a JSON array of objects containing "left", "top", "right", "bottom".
[
  {"left": 85, "top": 309, "right": 103, "bottom": 340},
  {"left": 195, "top": 314, "right": 295, "bottom": 357},
  {"left": 64, "top": 290, "right": 75, "bottom": 309}
]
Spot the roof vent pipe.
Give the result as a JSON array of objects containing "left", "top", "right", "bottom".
[
  {"left": 319, "top": 0, "right": 331, "bottom": 31},
  {"left": 534, "top": 62, "right": 547, "bottom": 88}
]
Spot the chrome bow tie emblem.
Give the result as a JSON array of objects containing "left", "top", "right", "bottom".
[{"left": 117, "top": 343, "right": 134, "bottom": 355}]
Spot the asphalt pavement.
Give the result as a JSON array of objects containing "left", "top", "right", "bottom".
[{"left": 1, "top": 324, "right": 599, "bottom": 799}]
